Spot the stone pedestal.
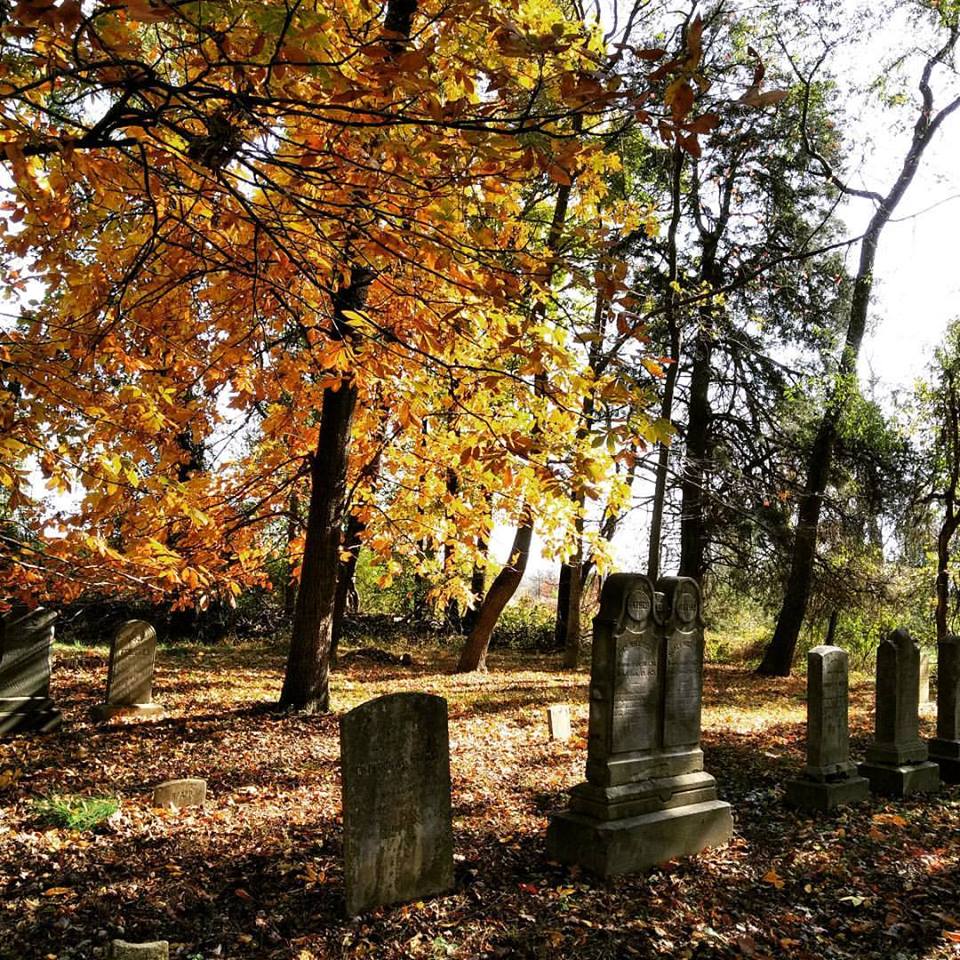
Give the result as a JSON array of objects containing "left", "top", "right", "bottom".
[
  {"left": 929, "top": 635, "right": 960, "bottom": 783},
  {"left": 547, "top": 575, "right": 732, "bottom": 876},
  {"left": 785, "top": 646, "right": 869, "bottom": 812},
  {"left": 93, "top": 621, "right": 164, "bottom": 721},
  {"left": 0, "top": 609, "right": 62, "bottom": 735},
  {"left": 859, "top": 629, "right": 940, "bottom": 797}
]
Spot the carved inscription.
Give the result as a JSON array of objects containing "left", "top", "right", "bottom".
[{"left": 808, "top": 648, "right": 849, "bottom": 769}]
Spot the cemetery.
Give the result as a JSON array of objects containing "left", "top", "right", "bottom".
[{"left": 5, "top": 0, "right": 960, "bottom": 957}]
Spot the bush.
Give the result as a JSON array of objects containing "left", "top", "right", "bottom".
[
  {"left": 492, "top": 597, "right": 555, "bottom": 651},
  {"left": 33, "top": 795, "right": 119, "bottom": 831}
]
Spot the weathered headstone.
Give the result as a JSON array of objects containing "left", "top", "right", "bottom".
[
  {"left": 0, "top": 607, "right": 62, "bottom": 734},
  {"left": 546, "top": 574, "right": 732, "bottom": 876},
  {"left": 93, "top": 620, "right": 163, "bottom": 721},
  {"left": 929, "top": 635, "right": 960, "bottom": 783},
  {"left": 340, "top": 692, "right": 454, "bottom": 915},
  {"left": 920, "top": 651, "right": 931, "bottom": 705},
  {"left": 785, "top": 646, "right": 869, "bottom": 810},
  {"left": 858, "top": 628, "right": 940, "bottom": 796},
  {"left": 110, "top": 940, "right": 169, "bottom": 960},
  {"left": 151, "top": 778, "right": 207, "bottom": 809},
  {"left": 547, "top": 704, "right": 571, "bottom": 741}
]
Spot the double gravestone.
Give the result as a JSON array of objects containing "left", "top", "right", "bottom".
[
  {"left": 547, "top": 574, "right": 732, "bottom": 876},
  {"left": 786, "top": 646, "right": 869, "bottom": 810},
  {"left": 340, "top": 692, "right": 454, "bottom": 915},
  {"left": 929, "top": 635, "right": 960, "bottom": 783},
  {"left": 93, "top": 621, "right": 163, "bottom": 721},
  {"left": 0, "top": 607, "right": 62, "bottom": 734},
  {"left": 858, "top": 628, "right": 939, "bottom": 796}
]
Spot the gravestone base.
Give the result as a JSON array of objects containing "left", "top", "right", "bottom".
[
  {"left": 857, "top": 760, "right": 940, "bottom": 797},
  {"left": 0, "top": 697, "right": 63, "bottom": 734},
  {"left": 547, "top": 799, "right": 732, "bottom": 877},
  {"left": 929, "top": 739, "right": 960, "bottom": 783},
  {"left": 785, "top": 774, "right": 870, "bottom": 811},
  {"left": 92, "top": 702, "right": 164, "bottom": 722}
]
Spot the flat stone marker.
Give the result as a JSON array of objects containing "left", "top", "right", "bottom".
[
  {"left": 341, "top": 692, "right": 454, "bottom": 915},
  {"left": 547, "top": 574, "right": 732, "bottom": 877},
  {"left": 858, "top": 628, "right": 940, "bottom": 796},
  {"left": 152, "top": 778, "right": 207, "bottom": 809},
  {"left": 920, "top": 652, "right": 931, "bottom": 705},
  {"left": 0, "top": 607, "right": 62, "bottom": 734},
  {"left": 111, "top": 941, "right": 169, "bottom": 960},
  {"left": 93, "top": 620, "right": 164, "bottom": 721},
  {"left": 930, "top": 635, "right": 960, "bottom": 783},
  {"left": 547, "top": 704, "right": 571, "bottom": 741},
  {"left": 785, "top": 646, "right": 869, "bottom": 811}
]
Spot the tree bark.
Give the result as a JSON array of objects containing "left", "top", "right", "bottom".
[
  {"left": 456, "top": 515, "right": 534, "bottom": 672},
  {"left": 554, "top": 561, "right": 572, "bottom": 648},
  {"left": 330, "top": 509, "right": 364, "bottom": 664},
  {"left": 758, "top": 39, "right": 960, "bottom": 675},
  {"left": 561, "top": 526, "right": 583, "bottom": 669}
]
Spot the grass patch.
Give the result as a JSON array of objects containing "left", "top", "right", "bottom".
[{"left": 33, "top": 795, "right": 119, "bottom": 831}]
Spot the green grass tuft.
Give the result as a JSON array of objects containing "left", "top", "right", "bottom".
[{"left": 32, "top": 795, "right": 119, "bottom": 831}]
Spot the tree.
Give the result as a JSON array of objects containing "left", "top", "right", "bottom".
[{"left": 759, "top": 4, "right": 960, "bottom": 675}]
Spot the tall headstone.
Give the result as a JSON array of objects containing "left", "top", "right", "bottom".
[
  {"left": 547, "top": 704, "right": 571, "bottom": 741},
  {"left": 858, "top": 628, "right": 939, "bottom": 796},
  {"left": 929, "top": 635, "right": 960, "bottom": 783},
  {"left": 785, "top": 646, "right": 869, "bottom": 810},
  {"left": 919, "top": 652, "right": 931, "bottom": 705},
  {"left": 546, "top": 574, "right": 732, "bottom": 877},
  {"left": 93, "top": 620, "right": 163, "bottom": 720},
  {"left": 340, "top": 692, "right": 454, "bottom": 915},
  {"left": 0, "top": 607, "right": 62, "bottom": 734}
]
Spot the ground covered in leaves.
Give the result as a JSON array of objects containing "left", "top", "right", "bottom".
[{"left": 2, "top": 638, "right": 959, "bottom": 960}]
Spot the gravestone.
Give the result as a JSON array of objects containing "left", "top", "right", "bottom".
[
  {"left": 858, "top": 628, "right": 940, "bottom": 796},
  {"left": 0, "top": 607, "right": 62, "bottom": 734},
  {"left": 546, "top": 574, "right": 732, "bottom": 876},
  {"left": 340, "top": 692, "right": 454, "bottom": 915},
  {"left": 920, "top": 652, "right": 931, "bottom": 705},
  {"left": 152, "top": 778, "right": 207, "bottom": 809},
  {"left": 93, "top": 620, "right": 163, "bottom": 720},
  {"left": 785, "top": 646, "right": 869, "bottom": 810},
  {"left": 547, "top": 704, "right": 571, "bottom": 741},
  {"left": 929, "top": 635, "right": 960, "bottom": 783},
  {"left": 110, "top": 941, "right": 169, "bottom": 960}
]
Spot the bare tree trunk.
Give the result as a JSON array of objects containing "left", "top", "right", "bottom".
[
  {"left": 330, "top": 510, "right": 364, "bottom": 665},
  {"left": 554, "top": 561, "right": 572, "bottom": 648},
  {"left": 461, "top": 554, "right": 487, "bottom": 634},
  {"left": 562, "top": 521, "right": 583, "bottom": 668},
  {"left": 759, "top": 37, "right": 960, "bottom": 675},
  {"left": 283, "top": 489, "right": 299, "bottom": 620},
  {"left": 646, "top": 144, "right": 684, "bottom": 580},
  {"left": 456, "top": 516, "right": 533, "bottom": 672}
]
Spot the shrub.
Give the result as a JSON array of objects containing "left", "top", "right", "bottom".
[{"left": 492, "top": 597, "right": 556, "bottom": 651}]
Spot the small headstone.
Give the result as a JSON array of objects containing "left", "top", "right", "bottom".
[
  {"left": 93, "top": 620, "right": 163, "bottom": 721},
  {"left": 547, "top": 574, "right": 732, "bottom": 876},
  {"left": 0, "top": 607, "right": 62, "bottom": 734},
  {"left": 110, "top": 940, "right": 169, "bottom": 960},
  {"left": 340, "top": 692, "right": 454, "bottom": 915},
  {"left": 920, "top": 652, "right": 931, "bottom": 705},
  {"left": 785, "top": 646, "right": 869, "bottom": 810},
  {"left": 858, "top": 628, "right": 940, "bottom": 796},
  {"left": 547, "top": 704, "right": 571, "bottom": 741},
  {"left": 929, "top": 635, "right": 960, "bottom": 783},
  {"left": 152, "top": 778, "right": 207, "bottom": 809}
]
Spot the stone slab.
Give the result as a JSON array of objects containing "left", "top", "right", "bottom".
[
  {"left": 93, "top": 702, "right": 165, "bottom": 722},
  {"left": 931, "top": 755, "right": 960, "bottom": 784},
  {"left": 858, "top": 760, "right": 940, "bottom": 797},
  {"left": 341, "top": 692, "right": 453, "bottom": 915},
  {"left": 152, "top": 778, "right": 207, "bottom": 809},
  {"left": 103, "top": 620, "right": 159, "bottom": 707},
  {"left": 547, "top": 705, "right": 571, "bottom": 741},
  {"left": 785, "top": 775, "right": 870, "bottom": 812},
  {"left": 0, "top": 697, "right": 62, "bottom": 735},
  {"left": 111, "top": 941, "right": 169, "bottom": 960},
  {"left": 546, "top": 799, "right": 733, "bottom": 877}
]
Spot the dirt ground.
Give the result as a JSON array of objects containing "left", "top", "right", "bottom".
[{"left": 1, "top": 641, "right": 958, "bottom": 960}]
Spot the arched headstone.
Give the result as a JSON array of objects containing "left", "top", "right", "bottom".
[
  {"left": 93, "top": 620, "right": 163, "bottom": 720},
  {"left": 547, "top": 573, "right": 732, "bottom": 876},
  {"left": 0, "top": 607, "right": 62, "bottom": 734}
]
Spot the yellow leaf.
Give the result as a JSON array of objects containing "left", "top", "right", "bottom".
[
  {"left": 762, "top": 868, "right": 784, "bottom": 890},
  {"left": 43, "top": 887, "right": 73, "bottom": 897}
]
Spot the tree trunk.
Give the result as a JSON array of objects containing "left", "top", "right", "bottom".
[
  {"left": 825, "top": 608, "right": 838, "bottom": 646},
  {"left": 283, "top": 489, "right": 299, "bottom": 620},
  {"left": 554, "top": 562, "right": 572, "bottom": 648},
  {"left": 461, "top": 549, "right": 487, "bottom": 634},
  {"left": 562, "top": 527, "right": 583, "bottom": 669},
  {"left": 646, "top": 144, "right": 683, "bottom": 580},
  {"left": 456, "top": 516, "right": 533, "bottom": 672},
  {"left": 280, "top": 378, "right": 359, "bottom": 711},
  {"left": 758, "top": 37, "right": 960, "bottom": 676},
  {"left": 330, "top": 509, "right": 364, "bottom": 665}
]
